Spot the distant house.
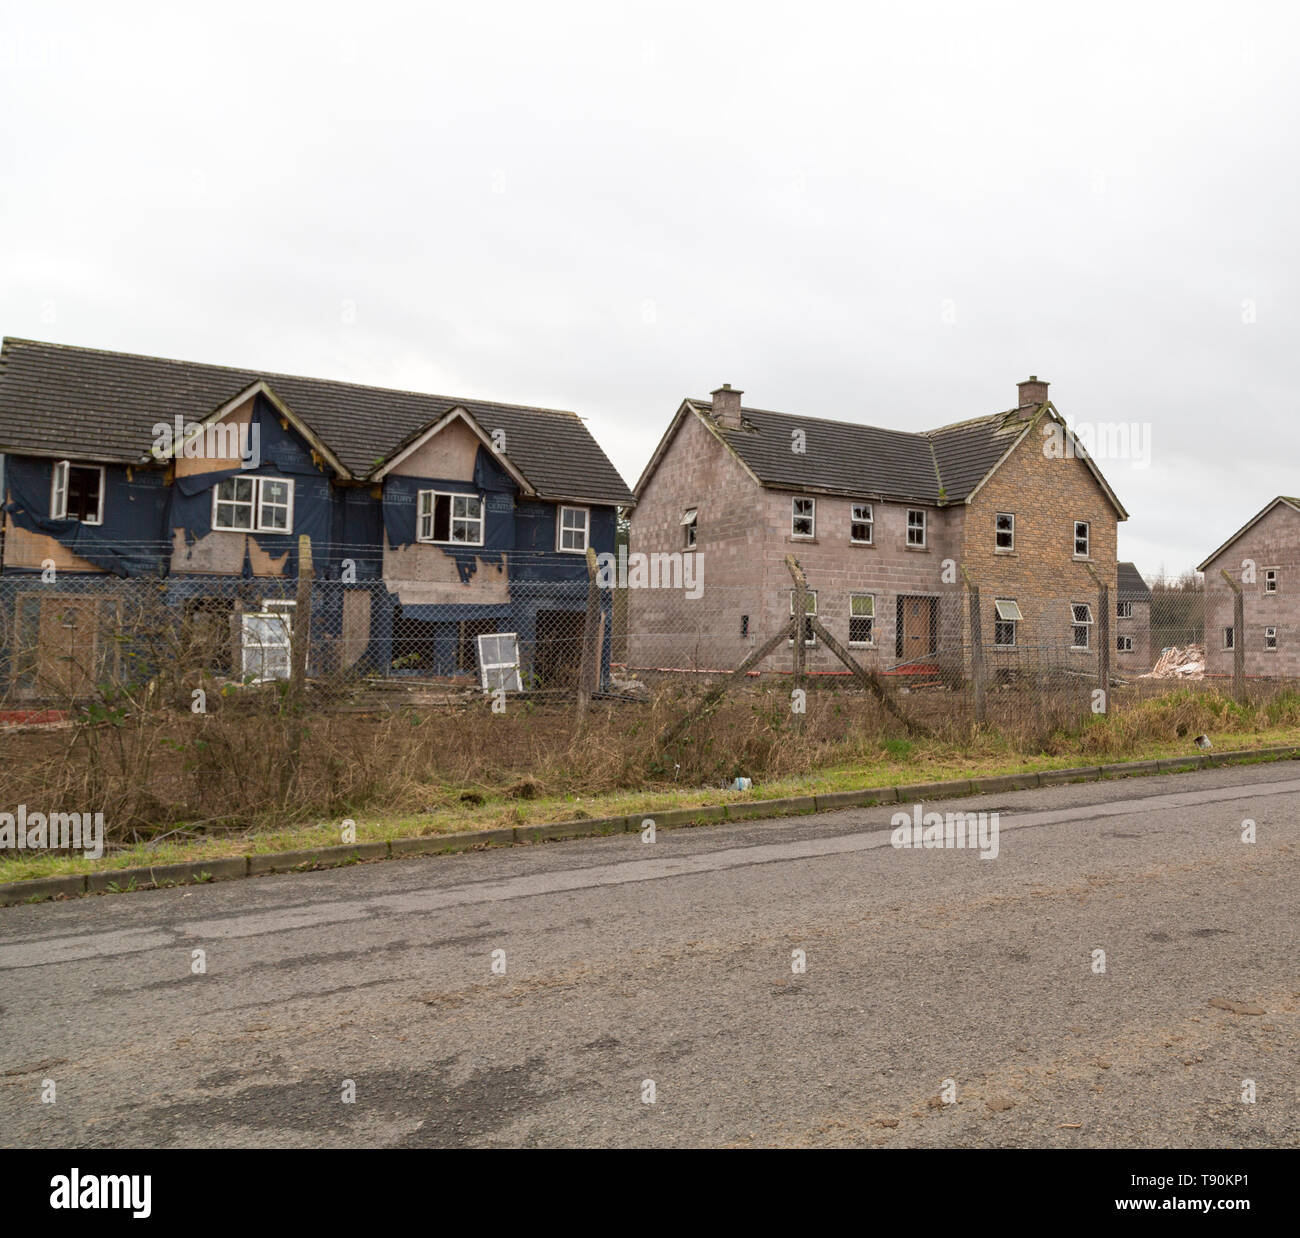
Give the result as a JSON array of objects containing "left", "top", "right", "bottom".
[
  {"left": 1197, "top": 496, "right": 1300, "bottom": 678},
  {"left": 1115, "top": 561, "right": 1152, "bottom": 672},
  {"left": 0, "top": 338, "right": 633, "bottom": 695},
  {"left": 628, "top": 377, "right": 1128, "bottom": 678}
]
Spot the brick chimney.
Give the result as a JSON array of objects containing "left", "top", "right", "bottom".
[
  {"left": 711, "top": 383, "right": 744, "bottom": 429},
  {"left": 1017, "top": 375, "right": 1049, "bottom": 407}
]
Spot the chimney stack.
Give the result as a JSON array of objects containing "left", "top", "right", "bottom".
[
  {"left": 1017, "top": 375, "right": 1049, "bottom": 407},
  {"left": 711, "top": 383, "right": 744, "bottom": 428}
]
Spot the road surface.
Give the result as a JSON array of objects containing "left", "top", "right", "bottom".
[{"left": 1, "top": 762, "right": 1297, "bottom": 1147}]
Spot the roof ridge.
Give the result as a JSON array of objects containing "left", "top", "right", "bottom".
[
  {"left": 692, "top": 397, "right": 932, "bottom": 440},
  {"left": 0, "top": 336, "right": 583, "bottom": 420}
]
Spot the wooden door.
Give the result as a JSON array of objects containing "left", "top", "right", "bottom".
[{"left": 901, "top": 596, "right": 937, "bottom": 661}]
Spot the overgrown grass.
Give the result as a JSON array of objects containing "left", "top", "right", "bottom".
[{"left": 3, "top": 683, "right": 1299, "bottom": 885}]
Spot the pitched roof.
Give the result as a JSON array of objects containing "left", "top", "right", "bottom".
[
  {"left": 0, "top": 337, "right": 634, "bottom": 505},
  {"left": 1117, "top": 561, "right": 1151, "bottom": 600},
  {"left": 663, "top": 395, "right": 1123, "bottom": 512},
  {"left": 1195, "top": 496, "right": 1300, "bottom": 572}
]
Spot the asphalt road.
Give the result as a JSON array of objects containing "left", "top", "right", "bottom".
[{"left": 1, "top": 763, "right": 1297, "bottom": 1148}]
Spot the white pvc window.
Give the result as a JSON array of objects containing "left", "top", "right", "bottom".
[
  {"left": 1265, "top": 569, "right": 1278, "bottom": 594},
  {"left": 849, "top": 593, "right": 875, "bottom": 646},
  {"left": 478, "top": 631, "right": 523, "bottom": 693},
  {"left": 995, "top": 512, "right": 1014, "bottom": 551},
  {"left": 994, "top": 598, "right": 1022, "bottom": 647},
  {"left": 417, "top": 491, "right": 485, "bottom": 546},
  {"left": 1117, "top": 635, "right": 1134, "bottom": 652},
  {"left": 789, "top": 589, "right": 817, "bottom": 645},
  {"left": 50, "top": 460, "right": 104, "bottom": 524},
  {"left": 907, "top": 509, "right": 926, "bottom": 547},
  {"left": 851, "top": 503, "right": 873, "bottom": 544},
  {"left": 1117, "top": 600, "right": 1133, "bottom": 618},
  {"left": 1224, "top": 626, "right": 1235, "bottom": 650},
  {"left": 1071, "top": 602, "right": 1093, "bottom": 649},
  {"left": 241, "top": 611, "right": 292, "bottom": 681},
  {"left": 214, "top": 476, "right": 293, "bottom": 533},
  {"left": 1074, "top": 520, "right": 1090, "bottom": 558},
  {"left": 558, "top": 505, "right": 590, "bottom": 553},
  {"left": 681, "top": 508, "right": 698, "bottom": 549},
  {"left": 792, "top": 497, "right": 815, "bottom": 538},
  {"left": 1265, "top": 627, "right": 1278, "bottom": 650}
]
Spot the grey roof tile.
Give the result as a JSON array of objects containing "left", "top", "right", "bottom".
[{"left": 0, "top": 338, "right": 635, "bottom": 505}]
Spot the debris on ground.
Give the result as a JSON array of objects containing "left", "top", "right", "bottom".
[{"left": 1141, "top": 644, "right": 1205, "bottom": 680}]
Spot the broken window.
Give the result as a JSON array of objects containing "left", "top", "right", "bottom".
[
  {"left": 851, "top": 503, "right": 873, "bottom": 544},
  {"left": 1071, "top": 602, "right": 1093, "bottom": 649},
  {"left": 1074, "top": 520, "right": 1090, "bottom": 558},
  {"left": 995, "top": 512, "right": 1014, "bottom": 551},
  {"left": 994, "top": 598, "right": 1022, "bottom": 647},
  {"left": 478, "top": 631, "right": 523, "bottom": 693},
  {"left": 791, "top": 497, "right": 815, "bottom": 538},
  {"left": 681, "top": 508, "right": 698, "bottom": 549},
  {"left": 789, "top": 589, "right": 817, "bottom": 645}
]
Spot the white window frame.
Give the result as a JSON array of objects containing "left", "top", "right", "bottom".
[
  {"left": 681, "top": 507, "right": 698, "bottom": 549},
  {"left": 848, "top": 592, "right": 875, "bottom": 646},
  {"left": 1073, "top": 520, "right": 1090, "bottom": 559},
  {"left": 995, "top": 512, "right": 1014, "bottom": 551},
  {"left": 1071, "top": 602, "right": 1093, "bottom": 649},
  {"left": 1265, "top": 626, "right": 1278, "bottom": 651},
  {"left": 477, "top": 631, "right": 523, "bottom": 693},
  {"left": 257, "top": 476, "right": 294, "bottom": 533},
  {"left": 213, "top": 475, "right": 295, "bottom": 534},
  {"left": 791, "top": 497, "right": 816, "bottom": 539},
  {"left": 1116, "top": 600, "right": 1133, "bottom": 619},
  {"left": 49, "top": 460, "right": 105, "bottom": 525},
  {"left": 789, "top": 589, "right": 817, "bottom": 646},
  {"left": 240, "top": 610, "right": 293, "bottom": 682},
  {"left": 850, "top": 503, "right": 874, "bottom": 545},
  {"left": 557, "top": 504, "right": 590, "bottom": 553},
  {"left": 1116, "top": 634, "right": 1134, "bottom": 652},
  {"left": 1264, "top": 568, "right": 1278, "bottom": 594},
  {"left": 994, "top": 598, "right": 1022, "bottom": 647},
  {"left": 416, "top": 490, "right": 486, "bottom": 547},
  {"left": 906, "top": 508, "right": 926, "bottom": 548}
]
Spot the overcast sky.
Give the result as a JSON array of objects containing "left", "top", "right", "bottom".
[{"left": 1, "top": 1, "right": 1295, "bottom": 576}]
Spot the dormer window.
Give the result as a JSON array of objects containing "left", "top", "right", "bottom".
[{"left": 50, "top": 461, "right": 104, "bottom": 525}]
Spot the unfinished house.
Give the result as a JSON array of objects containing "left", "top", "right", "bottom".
[
  {"left": 629, "top": 377, "right": 1127, "bottom": 682},
  {"left": 1115, "top": 561, "right": 1153, "bottom": 673},
  {"left": 1198, "top": 496, "right": 1300, "bottom": 679},
  {"left": 0, "top": 338, "right": 633, "bottom": 697}
]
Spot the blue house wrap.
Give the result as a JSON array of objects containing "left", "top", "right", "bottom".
[{"left": 0, "top": 337, "right": 636, "bottom": 694}]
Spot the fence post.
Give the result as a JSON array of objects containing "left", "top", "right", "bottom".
[
  {"left": 290, "top": 535, "right": 313, "bottom": 698},
  {"left": 576, "top": 546, "right": 602, "bottom": 725},
  {"left": 962, "top": 568, "right": 985, "bottom": 724},
  {"left": 790, "top": 557, "right": 806, "bottom": 692},
  {"left": 1220, "top": 569, "right": 1246, "bottom": 703},
  {"left": 1098, "top": 580, "right": 1111, "bottom": 709}
]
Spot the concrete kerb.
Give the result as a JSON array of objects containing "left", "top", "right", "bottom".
[{"left": 2, "top": 745, "right": 1297, "bottom": 906}]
